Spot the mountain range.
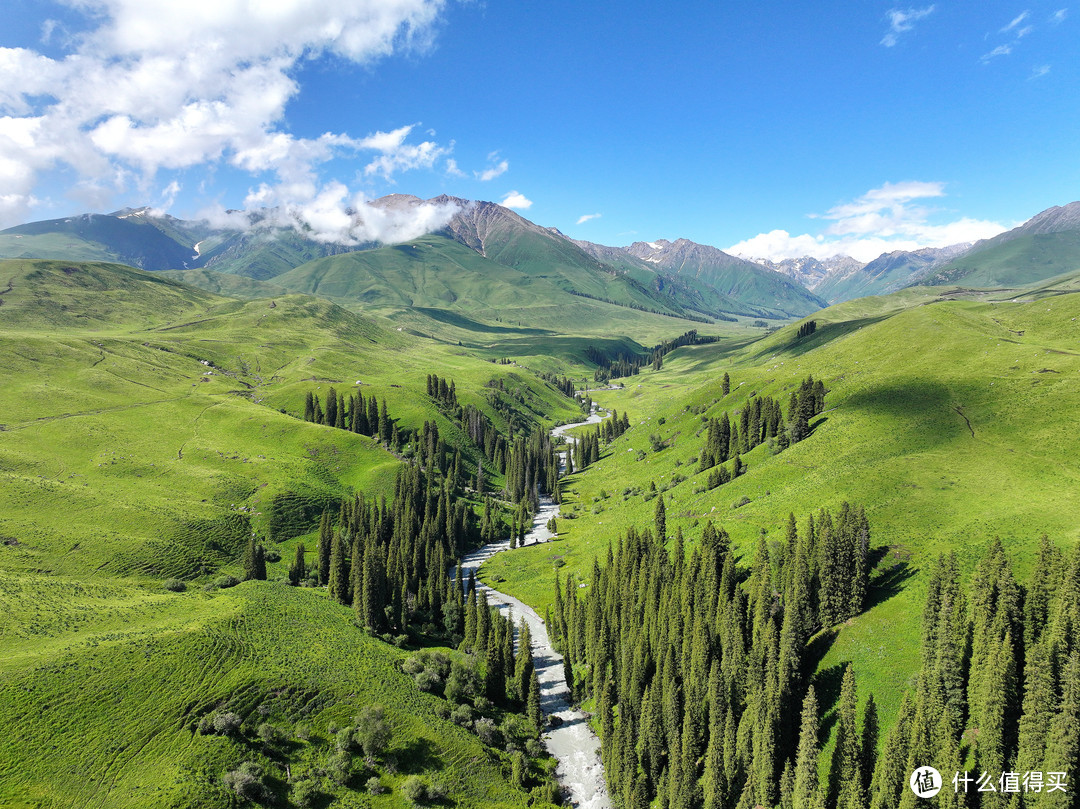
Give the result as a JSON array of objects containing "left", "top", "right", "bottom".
[{"left": 2, "top": 196, "right": 1079, "bottom": 319}]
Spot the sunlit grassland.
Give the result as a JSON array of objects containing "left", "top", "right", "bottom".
[
  {"left": 488, "top": 291, "right": 1080, "bottom": 729},
  {"left": 0, "top": 579, "right": 529, "bottom": 808}
]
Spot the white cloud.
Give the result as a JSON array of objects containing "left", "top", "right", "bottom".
[
  {"left": 1001, "top": 10, "right": 1031, "bottom": 32},
  {"left": 359, "top": 125, "right": 450, "bottom": 180},
  {"left": 445, "top": 158, "right": 465, "bottom": 177},
  {"left": 727, "top": 181, "right": 1007, "bottom": 262},
  {"left": 0, "top": 0, "right": 451, "bottom": 229},
  {"left": 981, "top": 44, "right": 1014, "bottom": 62},
  {"left": 198, "top": 187, "right": 460, "bottom": 245},
  {"left": 475, "top": 153, "right": 509, "bottom": 181},
  {"left": 500, "top": 191, "right": 532, "bottom": 210},
  {"left": 1051, "top": 8, "right": 1068, "bottom": 23},
  {"left": 881, "top": 5, "right": 935, "bottom": 47},
  {"left": 576, "top": 213, "right": 601, "bottom": 225},
  {"left": 1030, "top": 63, "right": 1051, "bottom": 78}
]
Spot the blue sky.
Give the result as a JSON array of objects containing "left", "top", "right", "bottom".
[{"left": 1, "top": 0, "right": 1076, "bottom": 260}]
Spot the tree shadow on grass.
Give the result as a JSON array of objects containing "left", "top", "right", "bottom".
[
  {"left": 865, "top": 559, "right": 918, "bottom": 612},
  {"left": 412, "top": 307, "right": 555, "bottom": 336},
  {"left": 812, "top": 662, "right": 848, "bottom": 744},
  {"left": 396, "top": 736, "right": 443, "bottom": 774}
]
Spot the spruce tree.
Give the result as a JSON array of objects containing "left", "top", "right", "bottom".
[
  {"left": 527, "top": 669, "right": 542, "bottom": 730},
  {"left": 792, "top": 686, "right": 821, "bottom": 809},
  {"left": 328, "top": 530, "right": 349, "bottom": 604},
  {"left": 317, "top": 509, "right": 332, "bottom": 585},
  {"left": 288, "top": 542, "right": 306, "bottom": 586},
  {"left": 830, "top": 665, "right": 862, "bottom": 809},
  {"left": 253, "top": 544, "right": 267, "bottom": 580},
  {"left": 1036, "top": 650, "right": 1079, "bottom": 809}
]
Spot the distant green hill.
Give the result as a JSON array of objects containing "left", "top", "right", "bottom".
[
  {"left": 918, "top": 230, "right": 1080, "bottom": 288},
  {"left": 624, "top": 238, "right": 826, "bottom": 317},
  {"left": 267, "top": 233, "right": 736, "bottom": 340},
  {"left": 0, "top": 258, "right": 220, "bottom": 329},
  {"left": 159, "top": 267, "right": 289, "bottom": 298},
  {"left": 0, "top": 212, "right": 199, "bottom": 269},
  {"left": 913, "top": 200, "right": 1080, "bottom": 289},
  {"left": 0, "top": 200, "right": 800, "bottom": 323}
]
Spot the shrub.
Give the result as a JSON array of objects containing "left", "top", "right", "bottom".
[
  {"left": 291, "top": 779, "right": 321, "bottom": 809},
  {"left": 335, "top": 726, "right": 357, "bottom": 752},
  {"left": 366, "top": 776, "right": 386, "bottom": 795},
  {"left": 474, "top": 717, "right": 502, "bottom": 748},
  {"left": 400, "top": 775, "right": 428, "bottom": 805},
  {"left": 355, "top": 705, "right": 392, "bottom": 759},
  {"left": 214, "top": 574, "right": 240, "bottom": 589},
  {"left": 196, "top": 713, "right": 215, "bottom": 734},
  {"left": 222, "top": 761, "right": 270, "bottom": 803},
  {"left": 163, "top": 578, "right": 186, "bottom": 592},
  {"left": 451, "top": 703, "right": 474, "bottom": 727},
  {"left": 414, "top": 670, "right": 439, "bottom": 693},
  {"left": 444, "top": 658, "right": 483, "bottom": 704},
  {"left": 212, "top": 711, "right": 242, "bottom": 737},
  {"left": 325, "top": 749, "right": 352, "bottom": 786},
  {"left": 257, "top": 722, "right": 284, "bottom": 746},
  {"left": 501, "top": 714, "right": 536, "bottom": 748},
  {"left": 427, "top": 776, "right": 448, "bottom": 801}
]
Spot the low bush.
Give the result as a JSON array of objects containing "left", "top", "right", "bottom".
[
  {"left": 222, "top": 761, "right": 271, "bottom": 803},
  {"left": 400, "top": 774, "right": 428, "bottom": 805},
  {"left": 212, "top": 711, "right": 242, "bottom": 737}
]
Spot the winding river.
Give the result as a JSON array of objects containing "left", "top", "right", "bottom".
[{"left": 458, "top": 406, "right": 611, "bottom": 809}]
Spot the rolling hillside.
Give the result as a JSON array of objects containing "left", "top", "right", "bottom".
[
  {"left": 915, "top": 201, "right": 1080, "bottom": 288},
  {"left": 487, "top": 279, "right": 1080, "bottom": 737},
  {"left": 0, "top": 259, "right": 595, "bottom": 807}
]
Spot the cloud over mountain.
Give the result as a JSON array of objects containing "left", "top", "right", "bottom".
[
  {"left": 727, "top": 181, "right": 1007, "bottom": 262},
  {"left": 0, "top": 0, "right": 449, "bottom": 231}
]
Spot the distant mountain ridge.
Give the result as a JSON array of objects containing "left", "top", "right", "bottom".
[
  {"left": 0, "top": 195, "right": 826, "bottom": 321},
  {"left": 751, "top": 255, "right": 864, "bottom": 292},
  {"left": 8, "top": 196, "right": 1078, "bottom": 315},
  {"left": 813, "top": 243, "right": 971, "bottom": 303},
  {"left": 913, "top": 201, "right": 1080, "bottom": 288},
  {"left": 618, "top": 238, "right": 827, "bottom": 316}
]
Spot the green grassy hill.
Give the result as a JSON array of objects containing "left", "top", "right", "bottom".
[
  {"left": 0, "top": 213, "right": 198, "bottom": 270},
  {"left": 0, "top": 259, "right": 590, "bottom": 808},
  {"left": 487, "top": 283, "right": 1080, "bottom": 731},
  {"left": 0, "top": 578, "right": 533, "bottom": 809},
  {"left": 919, "top": 230, "right": 1080, "bottom": 288},
  {"left": 158, "top": 268, "right": 289, "bottom": 299}
]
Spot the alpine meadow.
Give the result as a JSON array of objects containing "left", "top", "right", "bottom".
[{"left": 2, "top": 2, "right": 1080, "bottom": 809}]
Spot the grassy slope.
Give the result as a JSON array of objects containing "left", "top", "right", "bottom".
[
  {"left": 0, "top": 579, "right": 526, "bottom": 809},
  {"left": 488, "top": 287, "right": 1080, "bottom": 732},
  {"left": 921, "top": 230, "right": 1080, "bottom": 288},
  {"left": 0, "top": 260, "right": 587, "bottom": 808},
  {"left": 0, "top": 216, "right": 197, "bottom": 270}
]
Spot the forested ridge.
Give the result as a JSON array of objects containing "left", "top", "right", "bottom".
[
  {"left": 550, "top": 503, "right": 872, "bottom": 809},
  {"left": 549, "top": 502, "right": 1080, "bottom": 809}
]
